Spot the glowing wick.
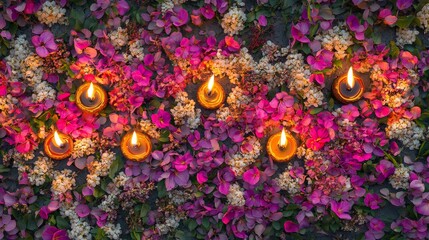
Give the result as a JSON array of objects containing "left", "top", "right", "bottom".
[
  {"left": 347, "top": 67, "right": 355, "bottom": 90},
  {"left": 279, "top": 128, "right": 287, "bottom": 150},
  {"left": 87, "top": 82, "right": 95, "bottom": 101},
  {"left": 207, "top": 74, "right": 215, "bottom": 96},
  {"left": 131, "top": 131, "right": 139, "bottom": 147},
  {"left": 53, "top": 131, "right": 64, "bottom": 148}
]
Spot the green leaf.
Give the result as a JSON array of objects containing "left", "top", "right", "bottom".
[
  {"left": 95, "top": 228, "right": 107, "bottom": 240},
  {"left": 93, "top": 187, "right": 105, "bottom": 198},
  {"left": 273, "top": 221, "right": 282, "bottom": 230},
  {"left": 188, "top": 220, "right": 198, "bottom": 231},
  {"left": 0, "top": 164, "right": 10, "bottom": 173},
  {"left": 70, "top": 8, "right": 85, "bottom": 30},
  {"left": 56, "top": 216, "right": 70, "bottom": 229},
  {"left": 202, "top": 217, "right": 210, "bottom": 229},
  {"left": 309, "top": 108, "right": 323, "bottom": 115},
  {"left": 247, "top": 12, "right": 256, "bottom": 22},
  {"left": 395, "top": 16, "right": 416, "bottom": 28},
  {"left": 389, "top": 41, "right": 400, "bottom": 58},
  {"left": 175, "top": 231, "right": 185, "bottom": 238},
  {"left": 419, "top": 141, "right": 429, "bottom": 157},
  {"left": 131, "top": 231, "right": 141, "bottom": 240},
  {"left": 157, "top": 181, "right": 167, "bottom": 198},
  {"left": 109, "top": 155, "right": 124, "bottom": 179},
  {"left": 140, "top": 204, "right": 151, "bottom": 218},
  {"left": 69, "top": 94, "right": 76, "bottom": 102}
]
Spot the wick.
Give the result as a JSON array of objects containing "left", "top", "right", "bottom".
[
  {"left": 207, "top": 90, "right": 213, "bottom": 97},
  {"left": 278, "top": 144, "right": 286, "bottom": 151},
  {"left": 346, "top": 86, "right": 352, "bottom": 91},
  {"left": 132, "top": 142, "right": 141, "bottom": 149}
]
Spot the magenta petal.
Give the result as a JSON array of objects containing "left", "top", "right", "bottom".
[
  {"left": 174, "top": 171, "right": 189, "bottom": 186},
  {"left": 258, "top": 15, "right": 267, "bottom": 26},
  {"left": 243, "top": 167, "right": 260, "bottom": 185},
  {"left": 31, "top": 35, "right": 41, "bottom": 46},
  {"left": 197, "top": 171, "right": 208, "bottom": 184},
  {"left": 39, "top": 31, "right": 53, "bottom": 43},
  {"left": 284, "top": 221, "right": 299, "bottom": 233},
  {"left": 415, "top": 201, "right": 429, "bottom": 215},
  {"left": 36, "top": 46, "right": 49, "bottom": 57},
  {"left": 75, "top": 204, "right": 90, "bottom": 218}
]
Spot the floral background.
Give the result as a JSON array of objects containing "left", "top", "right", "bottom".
[{"left": 1, "top": 0, "right": 429, "bottom": 239}]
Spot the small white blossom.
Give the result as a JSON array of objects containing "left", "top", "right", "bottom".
[
  {"left": 109, "top": 27, "right": 129, "bottom": 49},
  {"left": 36, "top": 1, "right": 68, "bottom": 26},
  {"left": 171, "top": 91, "right": 201, "bottom": 129},
  {"left": 417, "top": 4, "right": 429, "bottom": 33},
  {"left": 386, "top": 118, "right": 425, "bottom": 150},
  {"left": 389, "top": 164, "right": 410, "bottom": 190},
  {"left": 221, "top": 7, "right": 247, "bottom": 35},
  {"left": 227, "top": 183, "right": 246, "bottom": 207},
  {"left": 396, "top": 28, "right": 419, "bottom": 47}
]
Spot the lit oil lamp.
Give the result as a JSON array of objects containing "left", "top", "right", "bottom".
[
  {"left": 120, "top": 130, "right": 152, "bottom": 162},
  {"left": 332, "top": 67, "right": 364, "bottom": 104},
  {"left": 44, "top": 130, "right": 73, "bottom": 160},
  {"left": 266, "top": 128, "right": 297, "bottom": 162},
  {"left": 197, "top": 74, "right": 225, "bottom": 110},
  {"left": 76, "top": 82, "right": 108, "bottom": 114}
]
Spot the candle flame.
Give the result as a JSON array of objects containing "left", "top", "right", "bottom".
[
  {"left": 279, "top": 129, "right": 287, "bottom": 148},
  {"left": 53, "top": 131, "right": 64, "bottom": 147},
  {"left": 87, "top": 82, "right": 95, "bottom": 100},
  {"left": 207, "top": 74, "right": 215, "bottom": 93},
  {"left": 131, "top": 131, "right": 138, "bottom": 146},
  {"left": 347, "top": 67, "right": 355, "bottom": 89}
]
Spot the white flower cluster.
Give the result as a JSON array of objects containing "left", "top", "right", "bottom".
[
  {"left": 12, "top": 149, "right": 36, "bottom": 162},
  {"left": 315, "top": 23, "right": 353, "bottom": 59},
  {"left": 389, "top": 164, "right": 410, "bottom": 190},
  {"left": 285, "top": 50, "right": 324, "bottom": 107},
  {"left": 5, "top": 35, "right": 31, "bottom": 81},
  {"left": 21, "top": 54, "right": 44, "bottom": 86},
  {"left": 0, "top": 94, "right": 18, "bottom": 114},
  {"left": 156, "top": 215, "right": 182, "bottom": 235},
  {"left": 72, "top": 138, "right": 96, "bottom": 159},
  {"left": 221, "top": 6, "right": 247, "bottom": 36},
  {"left": 212, "top": 48, "right": 255, "bottom": 84},
  {"left": 102, "top": 223, "right": 122, "bottom": 240},
  {"left": 171, "top": 91, "right": 201, "bottom": 129},
  {"left": 87, "top": 151, "right": 116, "bottom": 188},
  {"left": 51, "top": 169, "right": 76, "bottom": 196},
  {"left": 35, "top": 1, "right": 68, "bottom": 26},
  {"left": 60, "top": 203, "right": 92, "bottom": 240},
  {"left": 417, "top": 4, "right": 429, "bottom": 33},
  {"left": 28, "top": 156, "right": 53, "bottom": 186},
  {"left": 32, "top": 81, "right": 56, "bottom": 103},
  {"left": 114, "top": 172, "right": 130, "bottom": 188},
  {"left": 226, "top": 183, "right": 246, "bottom": 207},
  {"left": 161, "top": 0, "right": 174, "bottom": 14},
  {"left": 127, "top": 40, "right": 145, "bottom": 62},
  {"left": 109, "top": 27, "right": 129, "bottom": 49},
  {"left": 216, "top": 106, "right": 232, "bottom": 122},
  {"left": 227, "top": 153, "right": 255, "bottom": 175},
  {"left": 396, "top": 28, "right": 419, "bottom": 47},
  {"left": 99, "top": 172, "right": 129, "bottom": 213},
  {"left": 167, "top": 190, "right": 193, "bottom": 205},
  {"left": 385, "top": 118, "right": 425, "bottom": 150},
  {"left": 275, "top": 169, "right": 301, "bottom": 195},
  {"left": 139, "top": 119, "right": 160, "bottom": 139},
  {"left": 296, "top": 146, "right": 315, "bottom": 160},
  {"left": 226, "top": 86, "right": 252, "bottom": 110},
  {"left": 227, "top": 137, "right": 261, "bottom": 175}
]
